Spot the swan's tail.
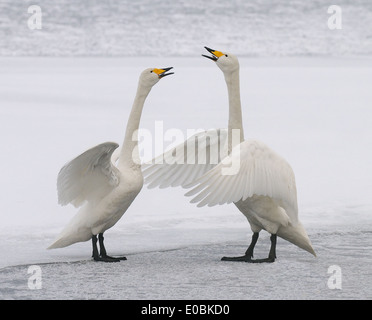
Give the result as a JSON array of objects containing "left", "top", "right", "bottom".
[
  {"left": 48, "top": 236, "right": 76, "bottom": 249},
  {"left": 48, "top": 230, "right": 92, "bottom": 249},
  {"left": 278, "top": 222, "right": 316, "bottom": 256},
  {"left": 47, "top": 218, "right": 92, "bottom": 249},
  {"left": 48, "top": 204, "right": 94, "bottom": 250}
]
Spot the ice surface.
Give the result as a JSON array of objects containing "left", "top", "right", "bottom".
[
  {"left": 1, "top": 230, "right": 371, "bottom": 300},
  {"left": 1, "top": 0, "right": 372, "bottom": 57},
  {"left": 0, "top": 56, "right": 371, "bottom": 299}
]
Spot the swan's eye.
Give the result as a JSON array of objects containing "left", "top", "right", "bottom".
[
  {"left": 225, "top": 54, "right": 228, "bottom": 57},
  {"left": 150, "top": 71, "right": 153, "bottom": 73}
]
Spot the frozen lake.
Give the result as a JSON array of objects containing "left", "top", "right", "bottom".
[
  {"left": 2, "top": 0, "right": 372, "bottom": 57},
  {"left": 0, "top": 56, "right": 371, "bottom": 299},
  {"left": 0, "top": 229, "right": 371, "bottom": 299}
]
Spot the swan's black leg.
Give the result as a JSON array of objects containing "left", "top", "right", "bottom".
[
  {"left": 246, "top": 232, "right": 259, "bottom": 258},
  {"left": 92, "top": 235, "right": 100, "bottom": 260},
  {"left": 221, "top": 232, "right": 259, "bottom": 262},
  {"left": 91, "top": 234, "right": 119, "bottom": 262},
  {"left": 249, "top": 234, "right": 277, "bottom": 263},
  {"left": 221, "top": 233, "right": 277, "bottom": 263},
  {"left": 98, "top": 233, "right": 127, "bottom": 261}
]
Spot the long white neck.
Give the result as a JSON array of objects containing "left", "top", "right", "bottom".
[
  {"left": 118, "top": 82, "right": 151, "bottom": 170},
  {"left": 224, "top": 69, "right": 244, "bottom": 154}
]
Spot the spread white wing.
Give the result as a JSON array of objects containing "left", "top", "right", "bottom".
[
  {"left": 142, "top": 129, "right": 228, "bottom": 189},
  {"left": 185, "top": 139, "right": 298, "bottom": 219},
  {"left": 57, "top": 142, "right": 120, "bottom": 207}
]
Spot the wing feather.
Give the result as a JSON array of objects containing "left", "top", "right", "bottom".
[
  {"left": 186, "top": 140, "right": 298, "bottom": 215},
  {"left": 142, "top": 129, "right": 228, "bottom": 188},
  {"left": 57, "top": 142, "right": 120, "bottom": 207}
]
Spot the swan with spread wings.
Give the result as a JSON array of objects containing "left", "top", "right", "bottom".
[
  {"left": 143, "top": 48, "right": 315, "bottom": 262},
  {"left": 48, "top": 67, "right": 174, "bottom": 262}
]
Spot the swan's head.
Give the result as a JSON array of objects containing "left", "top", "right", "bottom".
[
  {"left": 202, "top": 46, "right": 239, "bottom": 73},
  {"left": 139, "top": 67, "right": 174, "bottom": 88}
]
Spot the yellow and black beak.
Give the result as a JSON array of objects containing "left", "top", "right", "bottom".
[
  {"left": 202, "top": 46, "right": 224, "bottom": 61},
  {"left": 153, "top": 67, "right": 174, "bottom": 78}
]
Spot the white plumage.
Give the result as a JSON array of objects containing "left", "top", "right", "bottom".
[
  {"left": 143, "top": 48, "right": 315, "bottom": 261},
  {"left": 57, "top": 142, "right": 120, "bottom": 208},
  {"left": 142, "top": 128, "right": 228, "bottom": 189},
  {"left": 186, "top": 139, "right": 297, "bottom": 210},
  {"left": 48, "top": 67, "right": 174, "bottom": 261}
]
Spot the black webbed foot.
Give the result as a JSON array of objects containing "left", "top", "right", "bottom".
[
  {"left": 91, "top": 234, "right": 127, "bottom": 263},
  {"left": 221, "top": 254, "right": 275, "bottom": 263},
  {"left": 101, "top": 254, "right": 127, "bottom": 261},
  {"left": 93, "top": 255, "right": 121, "bottom": 263},
  {"left": 221, "top": 255, "right": 252, "bottom": 262},
  {"left": 221, "top": 233, "right": 277, "bottom": 263}
]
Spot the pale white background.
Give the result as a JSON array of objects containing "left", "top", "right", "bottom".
[{"left": 0, "top": 0, "right": 371, "bottom": 299}]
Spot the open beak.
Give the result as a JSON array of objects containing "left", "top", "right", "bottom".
[
  {"left": 202, "top": 46, "right": 224, "bottom": 61},
  {"left": 153, "top": 67, "right": 174, "bottom": 78}
]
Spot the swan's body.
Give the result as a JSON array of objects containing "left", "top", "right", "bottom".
[
  {"left": 49, "top": 142, "right": 143, "bottom": 249},
  {"left": 144, "top": 48, "right": 315, "bottom": 261},
  {"left": 49, "top": 67, "right": 173, "bottom": 262}
]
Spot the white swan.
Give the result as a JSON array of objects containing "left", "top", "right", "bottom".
[
  {"left": 48, "top": 67, "right": 174, "bottom": 262},
  {"left": 144, "top": 47, "right": 315, "bottom": 262}
]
